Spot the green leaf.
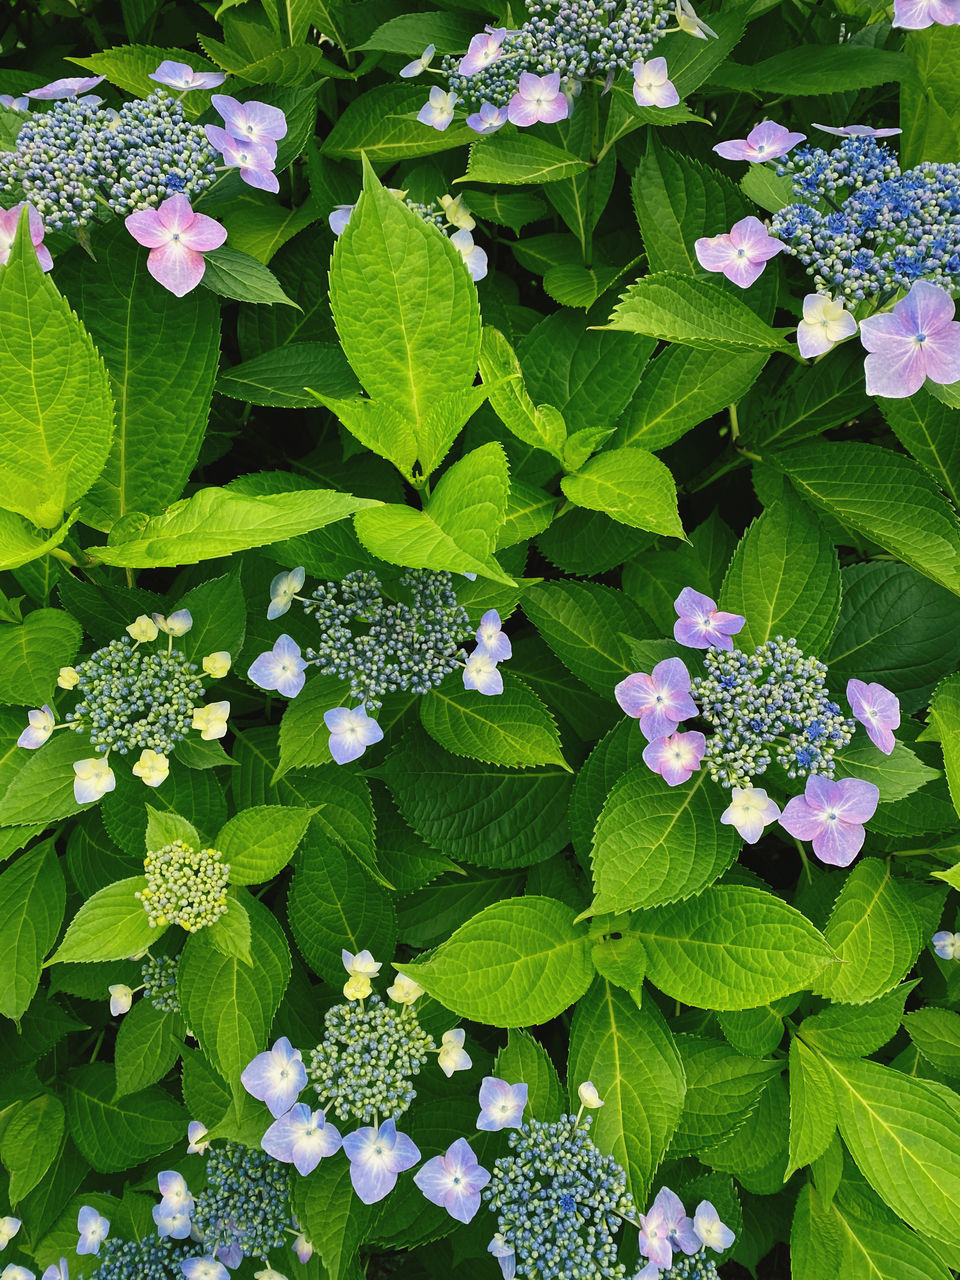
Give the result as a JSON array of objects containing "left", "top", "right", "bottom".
[
  {"left": 1, "top": 1093, "right": 65, "bottom": 1203},
  {"left": 359, "top": 11, "right": 479, "bottom": 52},
  {"left": 879, "top": 387, "right": 960, "bottom": 509},
  {"left": 0, "top": 510, "right": 77, "bottom": 572},
  {"left": 494, "top": 1029, "right": 564, "bottom": 1122},
  {"left": 56, "top": 221, "right": 220, "bottom": 530},
  {"left": 822, "top": 1053, "right": 960, "bottom": 1246},
  {"left": 354, "top": 504, "right": 513, "bottom": 585},
  {"left": 467, "top": 189, "right": 549, "bottom": 234},
  {"left": 419, "top": 671, "right": 567, "bottom": 769},
  {"left": 426, "top": 442, "right": 510, "bottom": 562},
  {"left": 113, "top": 998, "right": 184, "bottom": 1098},
  {"left": 741, "top": 164, "right": 796, "bottom": 213},
  {"left": 719, "top": 496, "right": 842, "bottom": 653},
  {"left": 605, "top": 272, "right": 791, "bottom": 353},
  {"left": 397, "top": 896, "right": 594, "bottom": 1027},
  {"left": 634, "top": 886, "right": 836, "bottom": 1011},
  {"left": 464, "top": 133, "right": 590, "bottom": 185},
  {"left": 905, "top": 1007, "right": 960, "bottom": 1076},
  {"left": 561, "top": 447, "right": 683, "bottom": 537},
  {"left": 799, "top": 983, "right": 914, "bottom": 1059},
  {"left": 68, "top": 45, "right": 219, "bottom": 115},
  {"left": 291, "top": 1155, "right": 376, "bottom": 1280},
  {"left": 786, "top": 1037, "right": 837, "bottom": 1179},
  {"left": 712, "top": 45, "right": 916, "bottom": 95},
  {"left": 51, "top": 878, "right": 158, "bottom": 966},
  {"left": 217, "top": 805, "right": 314, "bottom": 884},
  {"left": 522, "top": 581, "right": 650, "bottom": 697},
  {"left": 0, "top": 842, "right": 65, "bottom": 1020},
  {"left": 217, "top": 343, "right": 359, "bottom": 409},
  {"left": 0, "top": 609, "right": 82, "bottom": 707},
  {"left": 479, "top": 326, "right": 565, "bottom": 461},
  {"left": 928, "top": 673, "right": 960, "bottom": 818},
  {"left": 772, "top": 440, "right": 960, "bottom": 596},
  {"left": 178, "top": 895, "right": 290, "bottom": 1086},
  {"left": 275, "top": 673, "right": 343, "bottom": 776},
  {"left": 381, "top": 729, "right": 572, "bottom": 869},
  {"left": 145, "top": 805, "right": 199, "bottom": 852},
  {"left": 174, "top": 566, "right": 247, "bottom": 665},
  {"left": 0, "top": 729, "right": 97, "bottom": 827},
  {"left": 330, "top": 157, "right": 480, "bottom": 438},
  {"left": 590, "top": 767, "right": 741, "bottom": 915},
  {"left": 65, "top": 1062, "right": 186, "bottom": 1173},
  {"left": 833, "top": 739, "right": 940, "bottom": 804},
  {"left": 206, "top": 896, "right": 253, "bottom": 967},
  {"left": 568, "top": 719, "right": 650, "bottom": 854},
  {"left": 0, "top": 213, "right": 114, "bottom": 527},
  {"left": 567, "top": 980, "right": 685, "bottom": 1200},
  {"left": 831, "top": 1179, "right": 956, "bottom": 1280},
  {"left": 87, "top": 485, "right": 375, "bottom": 568},
  {"left": 322, "top": 84, "right": 479, "bottom": 161},
  {"left": 200, "top": 246, "right": 297, "bottom": 306},
  {"left": 817, "top": 859, "right": 923, "bottom": 1005},
  {"left": 671, "top": 1035, "right": 779, "bottom": 1154}
]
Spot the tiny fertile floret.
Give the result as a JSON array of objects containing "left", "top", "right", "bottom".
[{"left": 136, "top": 840, "right": 230, "bottom": 932}]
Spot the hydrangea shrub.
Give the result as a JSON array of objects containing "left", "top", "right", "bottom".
[{"left": 1, "top": 1, "right": 960, "bottom": 1279}]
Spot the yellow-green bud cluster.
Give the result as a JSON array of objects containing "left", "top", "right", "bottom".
[{"left": 136, "top": 840, "right": 230, "bottom": 932}]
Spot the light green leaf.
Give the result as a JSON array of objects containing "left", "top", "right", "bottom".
[
  {"left": 522, "top": 580, "right": 649, "bottom": 697},
  {"left": 275, "top": 674, "right": 344, "bottom": 776},
  {"left": 928, "top": 673, "right": 960, "bottom": 818},
  {"left": 905, "top": 1007, "right": 960, "bottom": 1077},
  {"left": 0, "top": 609, "right": 82, "bottom": 707},
  {"left": 201, "top": 246, "right": 297, "bottom": 307},
  {"left": 786, "top": 1037, "right": 837, "bottom": 1179},
  {"left": 206, "top": 896, "right": 253, "bottom": 967},
  {"left": 567, "top": 980, "right": 685, "bottom": 1199},
  {"left": 217, "top": 343, "right": 358, "bottom": 409},
  {"left": 831, "top": 1179, "right": 956, "bottom": 1280},
  {"left": 590, "top": 768, "right": 741, "bottom": 915},
  {"left": 606, "top": 271, "right": 791, "bottom": 353},
  {"left": 495, "top": 1030, "right": 564, "bottom": 1122},
  {"left": 799, "top": 983, "right": 914, "bottom": 1059},
  {"left": 66, "top": 1062, "right": 186, "bottom": 1172},
  {"left": 0, "top": 509, "right": 77, "bottom": 572},
  {"left": 113, "top": 998, "right": 184, "bottom": 1098},
  {"left": 419, "top": 671, "right": 567, "bottom": 769},
  {"left": 0, "top": 841, "right": 65, "bottom": 1021},
  {"left": 354, "top": 504, "right": 513, "bottom": 585},
  {"left": 741, "top": 164, "right": 796, "bottom": 213},
  {"left": 0, "top": 214, "right": 114, "bottom": 527},
  {"left": 561, "top": 447, "right": 683, "bottom": 537},
  {"left": 879, "top": 387, "right": 960, "bottom": 509},
  {"left": 464, "top": 133, "right": 590, "bottom": 185},
  {"left": 359, "top": 11, "right": 478, "bottom": 52},
  {"left": 467, "top": 189, "right": 550, "bottom": 234},
  {"left": 87, "top": 485, "right": 376, "bottom": 568},
  {"left": 479, "top": 326, "right": 566, "bottom": 462},
  {"left": 1, "top": 1094, "right": 65, "bottom": 1203},
  {"left": 290, "top": 1155, "right": 376, "bottom": 1280},
  {"left": 51, "top": 878, "right": 158, "bottom": 966},
  {"left": 145, "top": 805, "right": 199, "bottom": 852},
  {"left": 217, "top": 805, "right": 314, "bottom": 884},
  {"left": 219, "top": 191, "right": 319, "bottom": 264},
  {"left": 833, "top": 739, "right": 940, "bottom": 804},
  {"left": 312, "top": 393, "right": 418, "bottom": 480},
  {"left": 322, "top": 84, "right": 479, "bottom": 161},
  {"left": 713, "top": 45, "right": 916, "bottom": 95},
  {"left": 397, "top": 895, "right": 594, "bottom": 1027},
  {"left": 671, "top": 1035, "right": 779, "bottom": 1154},
  {"left": 68, "top": 45, "right": 220, "bottom": 115},
  {"left": 634, "top": 886, "right": 836, "bottom": 1011},
  {"left": 0, "top": 729, "right": 95, "bottom": 827},
  {"left": 428, "top": 442, "right": 510, "bottom": 561}
]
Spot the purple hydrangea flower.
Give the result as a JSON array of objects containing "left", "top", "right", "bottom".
[
  {"left": 399, "top": 44, "right": 435, "bottom": 78},
  {"left": 125, "top": 194, "right": 226, "bottom": 296},
  {"left": 0, "top": 1216, "right": 21, "bottom": 1250},
  {"left": 261, "top": 1102, "right": 342, "bottom": 1175},
  {"left": 76, "top": 1207, "right": 109, "bottom": 1256},
  {"left": 631, "top": 57, "right": 679, "bottom": 108},
  {"left": 614, "top": 657, "right": 698, "bottom": 742},
  {"left": 153, "top": 1204, "right": 192, "bottom": 1240},
  {"left": 476, "top": 1077, "right": 528, "bottom": 1131},
  {"left": 157, "top": 1171, "right": 193, "bottom": 1216},
  {"left": 204, "top": 125, "right": 278, "bottom": 193},
  {"left": 211, "top": 95, "right": 287, "bottom": 157},
  {"left": 323, "top": 704, "right": 384, "bottom": 765},
  {"left": 150, "top": 61, "right": 226, "bottom": 90},
  {"left": 240, "top": 1037, "right": 307, "bottom": 1118},
  {"left": 180, "top": 1259, "right": 228, "bottom": 1280},
  {"left": 693, "top": 1200, "right": 736, "bottom": 1252},
  {"left": 673, "top": 587, "right": 745, "bottom": 650},
  {"left": 695, "top": 215, "right": 784, "bottom": 289},
  {"left": 933, "top": 931, "right": 960, "bottom": 960},
  {"left": 812, "top": 122, "right": 902, "bottom": 138},
  {"left": 247, "top": 634, "right": 308, "bottom": 699},
  {"left": 418, "top": 87, "right": 457, "bottom": 130},
  {"left": 329, "top": 204, "right": 355, "bottom": 235},
  {"left": 0, "top": 94, "right": 29, "bottom": 110},
  {"left": 859, "top": 280, "right": 960, "bottom": 398},
  {"left": 639, "top": 1188, "right": 699, "bottom": 1267},
  {"left": 488, "top": 1234, "right": 516, "bottom": 1279},
  {"left": 459, "top": 28, "right": 507, "bottom": 76},
  {"left": 796, "top": 294, "right": 858, "bottom": 358},
  {"left": 474, "top": 610, "right": 511, "bottom": 662},
  {"left": 25, "top": 75, "right": 103, "bottom": 100},
  {"left": 342, "top": 1118, "right": 420, "bottom": 1204},
  {"left": 413, "top": 1137, "right": 491, "bottom": 1223},
  {"left": 187, "top": 1121, "right": 209, "bottom": 1154},
  {"left": 0, "top": 203, "right": 53, "bottom": 272},
  {"left": 713, "top": 120, "right": 806, "bottom": 163},
  {"left": 846, "top": 679, "right": 900, "bottom": 755},
  {"left": 41, "top": 1262, "right": 69, "bottom": 1280},
  {"left": 507, "top": 72, "right": 568, "bottom": 127},
  {"left": 450, "top": 228, "right": 488, "bottom": 281},
  {"left": 779, "top": 775, "right": 880, "bottom": 867},
  {"left": 2, "top": 1266, "right": 34, "bottom": 1280},
  {"left": 893, "top": 0, "right": 960, "bottom": 27},
  {"left": 642, "top": 730, "right": 706, "bottom": 787},
  {"left": 466, "top": 102, "right": 508, "bottom": 133}
]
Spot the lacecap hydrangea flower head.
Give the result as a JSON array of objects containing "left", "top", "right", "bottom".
[
  {"left": 16, "top": 611, "right": 233, "bottom": 805},
  {"left": 614, "top": 587, "right": 893, "bottom": 867}
]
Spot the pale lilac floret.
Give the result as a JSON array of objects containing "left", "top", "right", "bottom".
[
  {"left": 846, "top": 678, "right": 900, "bottom": 755},
  {"left": 240, "top": 1036, "right": 307, "bottom": 1118},
  {"left": 0, "top": 1217, "right": 21, "bottom": 1250},
  {"left": 893, "top": 0, "right": 960, "bottom": 27},
  {"left": 329, "top": 204, "right": 355, "bottom": 235},
  {"left": 779, "top": 775, "right": 880, "bottom": 867},
  {"left": 647, "top": 1188, "right": 699, "bottom": 1260},
  {"left": 631, "top": 57, "right": 679, "bottom": 109},
  {"left": 150, "top": 61, "right": 226, "bottom": 90},
  {"left": 673, "top": 587, "right": 745, "bottom": 650},
  {"left": 460, "top": 28, "right": 507, "bottom": 76},
  {"left": 507, "top": 72, "right": 568, "bottom": 127},
  {"left": 797, "top": 293, "right": 859, "bottom": 358},
  {"left": 211, "top": 94, "right": 287, "bottom": 157},
  {"left": 41, "top": 1262, "right": 68, "bottom": 1280},
  {"left": 399, "top": 44, "right": 435, "bottom": 78},
  {"left": 466, "top": 102, "right": 508, "bottom": 134},
  {"left": 812, "top": 122, "right": 902, "bottom": 138},
  {"left": 2, "top": 1267, "right": 34, "bottom": 1280},
  {"left": 720, "top": 786, "right": 781, "bottom": 844},
  {"left": 292, "top": 1229, "right": 313, "bottom": 1263},
  {"left": 614, "top": 657, "right": 697, "bottom": 742},
  {"left": 204, "top": 125, "right": 278, "bottom": 193},
  {"left": 637, "top": 1198, "right": 677, "bottom": 1267},
  {"left": 463, "top": 649, "right": 504, "bottom": 696},
  {"left": 17, "top": 704, "right": 55, "bottom": 749},
  {"left": 267, "top": 566, "right": 305, "bottom": 619},
  {"left": 157, "top": 1171, "right": 194, "bottom": 1216},
  {"left": 76, "top": 1207, "right": 109, "bottom": 1256},
  {"left": 324, "top": 705, "right": 384, "bottom": 765},
  {"left": 0, "top": 94, "right": 29, "bottom": 110},
  {"left": 153, "top": 1204, "right": 192, "bottom": 1240},
  {"left": 859, "top": 280, "right": 960, "bottom": 398},
  {"left": 261, "top": 1102, "right": 342, "bottom": 1175},
  {"left": 695, "top": 215, "right": 784, "bottom": 289},
  {"left": 642, "top": 731, "right": 706, "bottom": 787},
  {"left": 713, "top": 120, "right": 806, "bottom": 163},
  {"left": 180, "top": 1259, "right": 228, "bottom": 1280},
  {"left": 342, "top": 1118, "right": 420, "bottom": 1204},
  {"left": 125, "top": 194, "right": 226, "bottom": 297},
  {"left": 186, "top": 1121, "right": 209, "bottom": 1155},
  {"left": 694, "top": 1200, "right": 736, "bottom": 1252},
  {"left": 450, "top": 228, "right": 488, "bottom": 281},
  {"left": 418, "top": 87, "right": 457, "bottom": 131},
  {"left": 474, "top": 610, "right": 512, "bottom": 662},
  {"left": 0, "top": 204, "right": 53, "bottom": 272},
  {"left": 247, "top": 634, "right": 308, "bottom": 699},
  {"left": 26, "top": 75, "right": 103, "bottom": 99},
  {"left": 476, "top": 1077, "right": 527, "bottom": 1131},
  {"left": 488, "top": 1235, "right": 516, "bottom": 1280},
  {"left": 413, "top": 1137, "right": 491, "bottom": 1223},
  {"left": 933, "top": 931, "right": 960, "bottom": 959}
]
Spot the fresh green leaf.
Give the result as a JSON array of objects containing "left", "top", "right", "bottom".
[
  {"left": 0, "top": 842, "right": 65, "bottom": 1020},
  {"left": 51, "top": 878, "right": 158, "bottom": 966},
  {"left": 217, "top": 805, "right": 314, "bottom": 884},
  {"left": 419, "top": 671, "right": 567, "bottom": 768}
]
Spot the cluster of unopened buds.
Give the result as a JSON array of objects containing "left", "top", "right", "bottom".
[
  {"left": 247, "top": 566, "right": 511, "bottom": 765},
  {"left": 614, "top": 586, "right": 899, "bottom": 867},
  {"left": 16, "top": 610, "right": 231, "bottom": 805},
  {"left": 329, "top": 187, "right": 488, "bottom": 280}
]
